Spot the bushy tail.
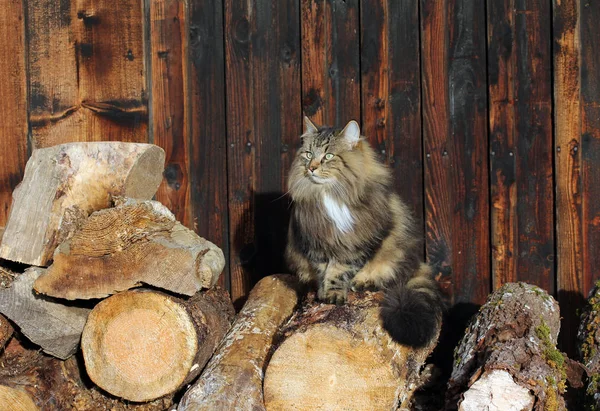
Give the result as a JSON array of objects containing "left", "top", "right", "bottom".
[{"left": 380, "top": 263, "right": 445, "bottom": 348}]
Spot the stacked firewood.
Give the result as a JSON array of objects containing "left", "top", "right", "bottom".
[{"left": 0, "top": 142, "right": 440, "bottom": 410}]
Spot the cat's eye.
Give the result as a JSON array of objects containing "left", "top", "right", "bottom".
[
  {"left": 324, "top": 153, "right": 334, "bottom": 160},
  {"left": 305, "top": 151, "right": 313, "bottom": 159}
]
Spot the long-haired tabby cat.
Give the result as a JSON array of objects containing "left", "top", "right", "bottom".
[{"left": 285, "top": 116, "right": 444, "bottom": 347}]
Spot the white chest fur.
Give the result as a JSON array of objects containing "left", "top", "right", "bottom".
[{"left": 322, "top": 194, "right": 355, "bottom": 233}]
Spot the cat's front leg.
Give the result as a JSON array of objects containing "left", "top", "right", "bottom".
[{"left": 319, "top": 261, "right": 355, "bottom": 305}]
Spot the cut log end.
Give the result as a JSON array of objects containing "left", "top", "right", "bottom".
[
  {"left": 0, "top": 385, "right": 38, "bottom": 411},
  {"left": 458, "top": 370, "right": 535, "bottom": 411},
  {"left": 264, "top": 324, "right": 400, "bottom": 411},
  {"left": 263, "top": 291, "right": 440, "bottom": 411},
  {"left": 82, "top": 291, "right": 197, "bottom": 402}
]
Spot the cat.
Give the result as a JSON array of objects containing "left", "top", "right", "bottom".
[{"left": 285, "top": 116, "right": 444, "bottom": 347}]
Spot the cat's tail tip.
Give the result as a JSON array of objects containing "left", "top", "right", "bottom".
[{"left": 380, "top": 265, "right": 445, "bottom": 348}]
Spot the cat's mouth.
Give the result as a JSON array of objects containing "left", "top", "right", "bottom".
[{"left": 307, "top": 174, "right": 332, "bottom": 184}]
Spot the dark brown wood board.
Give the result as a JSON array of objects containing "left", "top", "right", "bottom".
[
  {"left": 225, "top": 0, "right": 301, "bottom": 304},
  {"left": 553, "top": 0, "right": 583, "bottom": 356},
  {"left": 26, "top": 0, "right": 148, "bottom": 147},
  {"left": 487, "top": 0, "right": 555, "bottom": 292},
  {"left": 188, "top": 0, "right": 230, "bottom": 290},
  {"left": 420, "top": 0, "right": 490, "bottom": 304},
  {"left": 301, "top": 0, "right": 360, "bottom": 127},
  {"left": 149, "top": 0, "right": 190, "bottom": 226},
  {"left": 360, "top": 0, "right": 424, "bottom": 238},
  {"left": 0, "top": 0, "right": 28, "bottom": 226}
]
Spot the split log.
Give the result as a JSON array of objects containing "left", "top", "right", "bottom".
[
  {"left": 263, "top": 291, "right": 439, "bottom": 411},
  {"left": 0, "top": 142, "right": 165, "bottom": 266},
  {"left": 578, "top": 282, "right": 600, "bottom": 409},
  {"left": 178, "top": 275, "right": 300, "bottom": 411},
  {"left": 0, "top": 338, "right": 175, "bottom": 410},
  {"left": 81, "top": 287, "right": 234, "bottom": 402},
  {"left": 0, "top": 267, "right": 90, "bottom": 359},
  {"left": 447, "top": 283, "right": 567, "bottom": 411},
  {"left": 34, "top": 198, "right": 225, "bottom": 300}
]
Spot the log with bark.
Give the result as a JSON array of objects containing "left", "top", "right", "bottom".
[
  {"left": 578, "top": 281, "right": 600, "bottom": 408},
  {"left": 81, "top": 287, "right": 234, "bottom": 402},
  {"left": 178, "top": 274, "right": 300, "bottom": 411},
  {"left": 0, "top": 338, "right": 175, "bottom": 410},
  {"left": 263, "top": 291, "right": 440, "bottom": 411},
  {"left": 446, "top": 282, "right": 568, "bottom": 411},
  {"left": 0, "top": 267, "right": 90, "bottom": 359},
  {"left": 0, "top": 142, "right": 165, "bottom": 266},
  {"left": 34, "top": 198, "right": 225, "bottom": 300}
]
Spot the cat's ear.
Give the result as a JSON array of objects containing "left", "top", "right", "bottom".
[
  {"left": 340, "top": 120, "right": 361, "bottom": 147},
  {"left": 303, "top": 116, "right": 319, "bottom": 135}
]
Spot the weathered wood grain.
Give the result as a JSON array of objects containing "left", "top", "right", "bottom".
[
  {"left": 188, "top": 0, "right": 230, "bottom": 291},
  {"left": 301, "top": 0, "right": 360, "bottom": 126},
  {"left": 361, "top": 0, "right": 423, "bottom": 235},
  {"left": 150, "top": 0, "right": 190, "bottom": 226},
  {"left": 34, "top": 198, "right": 225, "bottom": 300},
  {"left": 421, "top": 0, "right": 490, "bottom": 303},
  {"left": 488, "top": 0, "right": 555, "bottom": 291},
  {"left": 578, "top": 0, "right": 600, "bottom": 356},
  {"left": 553, "top": 0, "right": 583, "bottom": 356},
  {"left": 0, "top": 268, "right": 90, "bottom": 360},
  {"left": 225, "top": 0, "right": 301, "bottom": 304},
  {"left": 26, "top": 0, "right": 148, "bottom": 147},
  {"left": 0, "top": 0, "right": 28, "bottom": 227}
]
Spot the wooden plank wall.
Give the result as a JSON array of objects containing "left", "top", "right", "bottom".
[{"left": 1, "top": 0, "right": 600, "bottom": 349}]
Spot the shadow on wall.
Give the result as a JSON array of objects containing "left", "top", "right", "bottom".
[{"left": 233, "top": 191, "right": 292, "bottom": 308}]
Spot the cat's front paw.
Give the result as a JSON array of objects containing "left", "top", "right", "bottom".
[
  {"left": 350, "top": 276, "right": 376, "bottom": 292},
  {"left": 325, "top": 288, "right": 347, "bottom": 305}
]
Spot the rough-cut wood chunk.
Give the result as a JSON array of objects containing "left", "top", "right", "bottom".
[
  {"left": 0, "top": 385, "right": 38, "bottom": 411},
  {"left": 0, "top": 338, "right": 175, "bottom": 410},
  {"left": 82, "top": 288, "right": 234, "bottom": 403},
  {"left": 0, "top": 313, "right": 13, "bottom": 349},
  {"left": 0, "top": 267, "right": 90, "bottom": 359},
  {"left": 178, "top": 275, "right": 299, "bottom": 410},
  {"left": 263, "top": 291, "right": 439, "bottom": 411},
  {"left": 447, "top": 283, "right": 566, "bottom": 411},
  {"left": 34, "top": 198, "right": 225, "bottom": 300},
  {"left": 0, "top": 143, "right": 165, "bottom": 266},
  {"left": 578, "top": 282, "right": 600, "bottom": 409}
]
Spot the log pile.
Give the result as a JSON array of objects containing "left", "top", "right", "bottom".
[
  {"left": 0, "top": 142, "right": 597, "bottom": 410},
  {"left": 0, "top": 142, "right": 236, "bottom": 408},
  {"left": 0, "top": 142, "right": 443, "bottom": 409}
]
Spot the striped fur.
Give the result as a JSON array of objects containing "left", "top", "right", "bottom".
[{"left": 285, "top": 117, "right": 444, "bottom": 347}]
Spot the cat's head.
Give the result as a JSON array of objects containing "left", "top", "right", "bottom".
[{"left": 287, "top": 117, "right": 368, "bottom": 199}]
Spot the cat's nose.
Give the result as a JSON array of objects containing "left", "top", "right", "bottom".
[{"left": 308, "top": 161, "right": 319, "bottom": 172}]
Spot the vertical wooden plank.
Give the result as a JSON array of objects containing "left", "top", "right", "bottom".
[
  {"left": 75, "top": 0, "right": 148, "bottom": 143},
  {"left": 0, "top": 0, "right": 28, "bottom": 226},
  {"left": 361, "top": 0, "right": 423, "bottom": 235},
  {"left": 553, "top": 0, "right": 582, "bottom": 355},
  {"left": 580, "top": 0, "right": 600, "bottom": 338},
  {"left": 301, "top": 0, "right": 360, "bottom": 126},
  {"left": 421, "top": 0, "right": 490, "bottom": 303},
  {"left": 188, "top": 0, "right": 230, "bottom": 291},
  {"left": 225, "top": 0, "right": 301, "bottom": 304},
  {"left": 149, "top": 0, "right": 190, "bottom": 224},
  {"left": 26, "top": 0, "right": 148, "bottom": 147},
  {"left": 26, "top": 0, "right": 80, "bottom": 147},
  {"left": 488, "top": 0, "right": 555, "bottom": 291}
]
